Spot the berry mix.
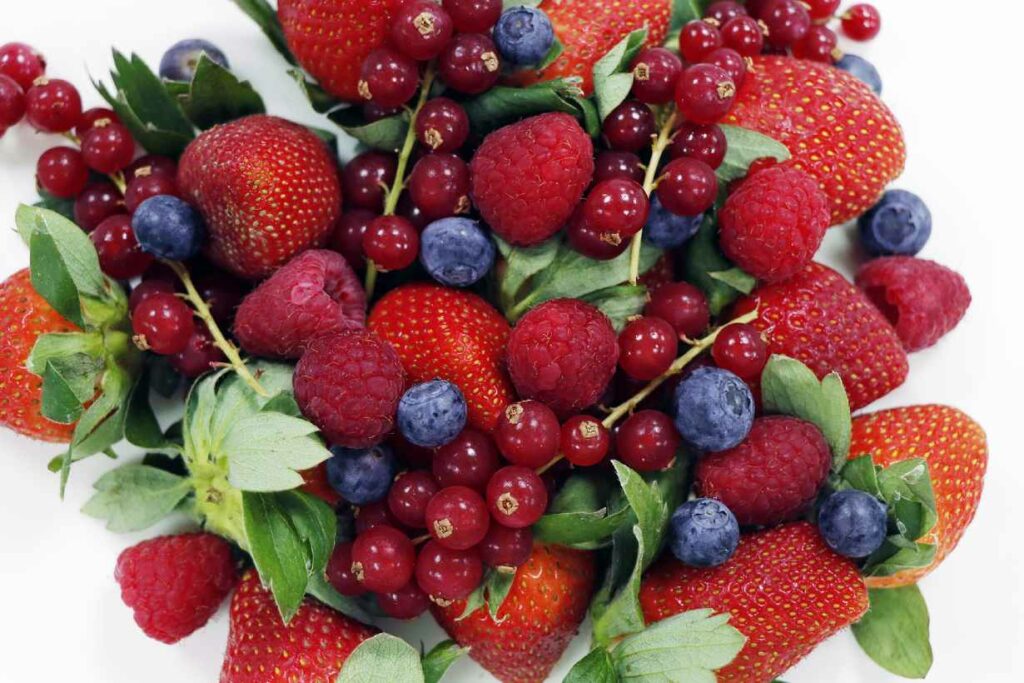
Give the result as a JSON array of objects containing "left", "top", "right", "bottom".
[{"left": 0, "top": 1, "right": 986, "bottom": 682}]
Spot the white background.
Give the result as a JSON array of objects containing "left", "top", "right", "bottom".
[{"left": 1, "top": 1, "right": 1022, "bottom": 681}]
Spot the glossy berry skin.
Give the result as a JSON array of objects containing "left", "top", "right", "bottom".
[
  {"left": 493, "top": 6, "right": 555, "bottom": 66},
  {"left": 24, "top": 78, "right": 81, "bottom": 133},
  {"left": 616, "top": 410, "right": 680, "bottom": 472},
  {"left": 326, "top": 444, "right": 399, "bottom": 505},
  {"left": 818, "top": 490, "right": 888, "bottom": 558},
  {"left": 602, "top": 100, "right": 655, "bottom": 153},
  {"left": 486, "top": 466, "right": 548, "bottom": 528},
  {"left": 567, "top": 208, "right": 628, "bottom": 260},
  {"left": 704, "top": 47, "right": 747, "bottom": 88},
  {"left": 416, "top": 97, "right": 469, "bottom": 152},
  {"left": 793, "top": 25, "right": 838, "bottom": 63},
  {"left": 363, "top": 216, "right": 420, "bottom": 271},
  {"left": 679, "top": 20, "right": 723, "bottom": 63},
  {"left": 409, "top": 153, "right": 471, "bottom": 220},
  {"left": 644, "top": 282, "right": 710, "bottom": 339},
  {"left": 478, "top": 525, "right": 533, "bottom": 569},
  {"left": 126, "top": 154, "right": 177, "bottom": 182},
  {"left": 704, "top": 1, "right": 746, "bottom": 23},
  {"left": 835, "top": 54, "right": 882, "bottom": 95},
  {"left": 494, "top": 400, "right": 560, "bottom": 468},
  {"left": 433, "top": 428, "right": 500, "bottom": 491},
  {"left": 673, "top": 367, "right": 754, "bottom": 452},
  {"left": 842, "top": 4, "right": 881, "bottom": 41},
  {"left": 439, "top": 33, "right": 501, "bottom": 95},
  {"left": 159, "top": 39, "right": 229, "bottom": 81},
  {"left": 356, "top": 501, "right": 405, "bottom": 535},
  {"left": 387, "top": 470, "right": 439, "bottom": 529},
  {"left": 671, "top": 123, "right": 727, "bottom": 170},
  {"left": 0, "top": 74, "right": 25, "bottom": 127},
  {"left": 721, "top": 16, "right": 765, "bottom": 57},
  {"left": 81, "top": 122, "right": 136, "bottom": 174},
  {"left": 630, "top": 47, "right": 681, "bottom": 105},
  {"left": 0, "top": 42, "right": 46, "bottom": 90},
  {"left": 170, "top": 326, "right": 225, "bottom": 378},
  {"left": 327, "top": 542, "right": 365, "bottom": 596},
  {"left": 420, "top": 217, "right": 495, "bottom": 288},
  {"left": 343, "top": 151, "right": 397, "bottom": 212},
  {"left": 331, "top": 209, "right": 375, "bottom": 268},
  {"left": 675, "top": 64, "right": 735, "bottom": 125},
  {"left": 391, "top": 1, "right": 455, "bottom": 61},
  {"left": 132, "top": 293, "right": 195, "bottom": 355},
  {"left": 125, "top": 173, "right": 179, "bottom": 214},
  {"left": 583, "top": 178, "right": 650, "bottom": 242},
  {"left": 36, "top": 147, "right": 88, "bottom": 199},
  {"left": 594, "top": 151, "right": 644, "bottom": 184},
  {"left": 359, "top": 47, "right": 419, "bottom": 107},
  {"left": 132, "top": 195, "right": 206, "bottom": 261},
  {"left": 669, "top": 498, "right": 739, "bottom": 567},
  {"left": 378, "top": 582, "right": 431, "bottom": 620},
  {"left": 711, "top": 323, "right": 767, "bottom": 380},
  {"left": 130, "top": 279, "right": 176, "bottom": 313},
  {"left": 443, "top": 0, "right": 503, "bottom": 33},
  {"left": 657, "top": 158, "right": 718, "bottom": 217},
  {"left": 397, "top": 379, "right": 468, "bottom": 448},
  {"left": 351, "top": 525, "right": 416, "bottom": 593},
  {"left": 858, "top": 189, "right": 930, "bottom": 256},
  {"left": 91, "top": 215, "right": 154, "bottom": 280},
  {"left": 426, "top": 486, "right": 490, "bottom": 550},
  {"left": 76, "top": 107, "right": 121, "bottom": 138},
  {"left": 619, "top": 317, "right": 678, "bottom": 382},
  {"left": 806, "top": 0, "right": 841, "bottom": 19},
  {"left": 560, "top": 415, "right": 611, "bottom": 467},
  {"left": 415, "top": 540, "right": 484, "bottom": 601},
  {"left": 762, "top": 0, "right": 811, "bottom": 47}
]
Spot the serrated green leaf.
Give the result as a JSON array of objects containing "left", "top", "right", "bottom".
[
  {"left": 463, "top": 79, "right": 594, "bottom": 138},
  {"left": 276, "top": 491, "right": 337, "bottom": 579},
  {"left": 592, "top": 29, "right": 648, "bottom": 120},
  {"left": 708, "top": 268, "right": 756, "bottom": 295},
  {"left": 329, "top": 107, "right": 410, "bottom": 152},
  {"left": 178, "top": 55, "right": 265, "bottom": 129},
  {"left": 717, "top": 125, "right": 791, "bottom": 186},
  {"left": 95, "top": 77, "right": 194, "bottom": 156},
  {"left": 457, "top": 568, "right": 517, "bottom": 623},
  {"left": 81, "top": 464, "right": 190, "bottom": 532},
  {"left": 422, "top": 640, "right": 467, "bottom": 683},
  {"left": 29, "top": 231, "right": 85, "bottom": 328},
  {"left": 853, "top": 585, "right": 933, "bottom": 679},
  {"left": 535, "top": 471, "right": 632, "bottom": 548},
  {"left": 231, "top": 0, "right": 297, "bottom": 65},
  {"left": 494, "top": 235, "right": 561, "bottom": 313},
  {"left": 672, "top": 1, "right": 715, "bottom": 30},
  {"left": 40, "top": 361, "right": 88, "bottom": 423},
  {"left": 862, "top": 541, "right": 936, "bottom": 578},
  {"left": 582, "top": 284, "right": 649, "bottom": 332},
  {"left": 27, "top": 332, "right": 102, "bottom": 375},
  {"left": 682, "top": 214, "right": 741, "bottom": 316},
  {"left": 110, "top": 51, "right": 195, "bottom": 136},
  {"left": 224, "top": 413, "right": 332, "bottom": 492},
  {"left": 839, "top": 455, "right": 881, "bottom": 497},
  {"left": 20, "top": 204, "right": 107, "bottom": 296},
  {"left": 305, "top": 573, "right": 375, "bottom": 623},
  {"left": 592, "top": 524, "right": 647, "bottom": 645},
  {"left": 877, "top": 459, "right": 937, "bottom": 540},
  {"left": 337, "top": 633, "right": 425, "bottom": 683},
  {"left": 565, "top": 647, "right": 618, "bottom": 683}
]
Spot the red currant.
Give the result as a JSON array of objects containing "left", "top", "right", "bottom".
[
  {"left": 439, "top": 33, "right": 501, "bottom": 95},
  {"left": 397, "top": 191, "right": 432, "bottom": 232},
  {"left": 594, "top": 151, "right": 645, "bottom": 184},
  {"left": 616, "top": 410, "right": 679, "bottom": 472},
  {"left": 630, "top": 48, "right": 682, "bottom": 106},
  {"left": 170, "top": 326, "right": 225, "bottom": 378},
  {"left": 36, "top": 147, "right": 88, "bottom": 199},
  {"left": 75, "top": 107, "right": 120, "bottom": 138},
  {"left": 657, "top": 158, "right": 718, "bottom": 216},
  {"left": 125, "top": 155, "right": 177, "bottom": 182},
  {"left": 392, "top": 1, "right": 455, "bottom": 61},
  {"left": 125, "top": 173, "right": 179, "bottom": 213},
  {"left": 391, "top": 432, "right": 436, "bottom": 469},
  {"left": 378, "top": 581, "right": 431, "bottom": 619},
  {"left": 90, "top": 214, "right": 153, "bottom": 280},
  {"left": 704, "top": 1, "right": 748, "bottom": 25},
  {"left": 493, "top": 400, "right": 560, "bottom": 468},
  {"left": 352, "top": 525, "right": 416, "bottom": 594},
  {"left": 793, "top": 25, "right": 838, "bottom": 62},
  {"left": 416, "top": 97, "right": 470, "bottom": 153},
  {"left": 326, "top": 541, "right": 365, "bottom": 596},
  {"left": 359, "top": 47, "right": 420, "bottom": 108},
  {"left": 679, "top": 20, "right": 723, "bottom": 63},
  {"left": 343, "top": 151, "right": 397, "bottom": 212},
  {"left": 0, "top": 74, "right": 25, "bottom": 128},
  {"left": 74, "top": 182, "right": 126, "bottom": 231},
  {"left": 582, "top": 178, "right": 650, "bottom": 243},
  {"left": 618, "top": 316, "right": 678, "bottom": 381},
  {"left": 560, "top": 415, "right": 611, "bottom": 467},
  {"left": 478, "top": 525, "right": 532, "bottom": 569},
  {"left": 129, "top": 279, "right": 176, "bottom": 313},
  {"left": 192, "top": 269, "right": 247, "bottom": 327},
  {"left": 415, "top": 540, "right": 483, "bottom": 602},
  {"left": 132, "top": 292, "right": 195, "bottom": 355},
  {"left": 671, "top": 123, "right": 727, "bottom": 170},
  {"left": 567, "top": 207, "right": 629, "bottom": 260},
  {"left": 645, "top": 282, "right": 711, "bottom": 339},
  {"left": 443, "top": 0, "right": 502, "bottom": 33},
  {"left": 433, "top": 428, "right": 500, "bottom": 491},
  {"left": 762, "top": 0, "right": 811, "bottom": 47},
  {"left": 703, "top": 47, "right": 748, "bottom": 89},
  {"left": 0, "top": 43, "right": 45, "bottom": 90},
  {"left": 388, "top": 470, "right": 440, "bottom": 528},
  {"left": 486, "top": 466, "right": 548, "bottom": 529},
  {"left": 363, "top": 215, "right": 420, "bottom": 271},
  {"left": 675, "top": 64, "right": 735, "bottom": 125},
  {"left": 745, "top": 0, "right": 774, "bottom": 18},
  {"left": 364, "top": 102, "right": 402, "bottom": 122},
  {"left": 721, "top": 16, "right": 766, "bottom": 57},
  {"left": 81, "top": 121, "right": 136, "bottom": 174},
  {"left": 602, "top": 100, "right": 655, "bottom": 153},
  {"left": 711, "top": 323, "right": 767, "bottom": 380},
  {"left": 356, "top": 500, "right": 407, "bottom": 534},
  {"left": 841, "top": 4, "right": 881, "bottom": 41},
  {"left": 330, "top": 209, "right": 375, "bottom": 268},
  {"left": 408, "top": 153, "right": 470, "bottom": 220},
  {"left": 806, "top": 0, "right": 841, "bottom": 20},
  {"left": 24, "top": 77, "right": 81, "bottom": 133},
  {"left": 425, "top": 485, "right": 490, "bottom": 550}
]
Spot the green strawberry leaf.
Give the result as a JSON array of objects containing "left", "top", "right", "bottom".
[
  {"left": 337, "top": 633, "right": 425, "bottom": 683},
  {"left": 877, "top": 459, "right": 938, "bottom": 538},
  {"left": 27, "top": 332, "right": 103, "bottom": 374},
  {"left": 534, "top": 470, "right": 634, "bottom": 548},
  {"left": 40, "top": 354, "right": 104, "bottom": 423},
  {"left": 708, "top": 268, "right": 757, "bottom": 295},
  {"left": 592, "top": 28, "right": 648, "bottom": 121},
  {"left": 290, "top": 69, "right": 345, "bottom": 114},
  {"left": 839, "top": 455, "right": 881, "bottom": 497},
  {"left": 582, "top": 285, "right": 649, "bottom": 332},
  {"left": 124, "top": 370, "right": 181, "bottom": 455},
  {"left": 421, "top": 640, "right": 468, "bottom": 683},
  {"left": 463, "top": 79, "right": 599, "bottom": 138},
  {"left": 565, "top": 647, "right": 618, "bottom": 683},
  {"left": 862, "top": 542, "right": 936, "bottom": 578},
  {"left": 503, "top": 0, "right": 542, "bottom": 8},
  {"left": 853, "top": 585, "right": 933, "bottom": 679},
  {"left": 81, "top": 463, "right": 190, "bottom": 533},
  {"left": 329, "top": 107, "right": 410, "bottom": 153},
  {"left": 305, "top": 573, "right": 375, "bottom": 624},
  {"left": 717, "top": 125, "right": 792, "bottom": 186},
  {"left": 178, "top": 54, "right": 266, "bottom": 129},
  {"left": 537, "top": 37, "right": 565, "bottom": 71},
  {"left": 682, "top": 214, "right": 744, "bottom": 316},
  {"left": 33, "top": 188, "right": 75, "bottom": 221},
  {"left": 230, "top": 0, "right": 297, "bottom": 66},
  {"left": 672, "top": 1, "right": 716, "bottom": 30},
  {"left": 457, "top": 568, "right": 517, "bottom": 623},
  {"left": 493, "top": 235, "right": 561, "bottom": 313}
]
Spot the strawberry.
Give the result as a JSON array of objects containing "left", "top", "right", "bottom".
[
  {"left": 432, "top": 543, "right": 596, "bottom": 683},
  {"left": 368, "top": 283, "right": 515, "bottom": 432},
  {"left": 220, "top": 570, "right": 377, "bottom": 682},
  {"left": 640, "top": 522, "right": 868, "bottom": 683},
  {"left": 278, "top": 0, "right": 401, "bottom": 102},
  {"left": 177, "top": 115, "right": 342, "bottom": 279},
  {"left": 510, "top": 0, "right": 673, "bottom": 95},
  {"left": 0, "top": 268, "right": 78, "bottom": 442},
  {"left": 726, "top": 56, "right": 907, "bottom": 225},
  {"left": 850, "top": 405, "right": 987, "bottom": 589},
  {"left": 733, "top": 262, "right": 908, "bottom": 411}
]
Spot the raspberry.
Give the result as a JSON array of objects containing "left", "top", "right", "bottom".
[
  {"left": 470, "top": 112, "right": 594, "bottom": 246},
  {"left": 234, "top": 250, "right": 366, "bottom": 359},
  {"left": 114, "top": 533, "right": 237, "bottom": 644},
  {"left": 507, "top": 299, "right": 619, "bottom": 416},
  {"left": 719, "top": 165, "right": 831, "bottom": 283},
  {"left": 294, "top": 330, "right": 405, "bottom": 448},
  {"left": 695, "top": 416, "right": 831, "bottom": 527},
  {"left": 855, "top": 256, "right": 971, "bottom": 352}
]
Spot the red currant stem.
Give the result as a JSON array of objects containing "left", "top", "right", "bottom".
[
  {"left": 163, "top": 259, "right": 270, "bottom": 397},
  {"left": 411, "top": 534, "right": 431, "bottom": 546},
  {"left": 62, "top": 131, "right": 127, "bottom": 193},
  {"left": 628, "top": 108, "right": 679, "bottom": 285},
  {"left": 61, "top": 131, "right": 81, "bottom": 145},
  {"left": 535, "top": 454, "right": 562, "bottom": 476}
]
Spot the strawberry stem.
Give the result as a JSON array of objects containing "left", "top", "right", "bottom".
[{"left": 628, "top": 108, "right": 679, "bottom": 286}]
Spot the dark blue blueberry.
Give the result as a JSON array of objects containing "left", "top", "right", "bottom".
[
  {"left": 159, "top": 39, "right": 230, "bottom": 81},
  {"left": 325, "top": 444, "right": 398, "bottom": 505},
  {"left": 673, "top": 367, "right": 754, "bottom": 452},
  {"left": 818, "top": 489, "right": 889, "bottom": 558},
  {"left": 493, "top": 7, "right": 555, "bottom": 66},
  {"left": 835, "top": 54, "right": 882, "bottom": 95},
  {"left": 669, "top": 498, "right": 740, "bottom": 567},
  {"left": 643, "top": 196, "right": 703, "bottom": 249},
  {"left": 858, "top": 189, "right": 931, "bottom": 256},
  {"left": 397, "top": 380, "right": 467, "bottom": 448},
  {"left": 132, "top": 195, "right": 206, "bottom": 261},
  {"left": 420, "top": 217, "right": 496, "bottom": 287}
]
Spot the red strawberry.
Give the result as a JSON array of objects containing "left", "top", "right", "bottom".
[
  {"left": 640, "top": 522, "right": 868, "bottom": 683},
  {"left": 733, "top": 262, "right": 908, "bottom": 410},
  {"left": 726, "top": 56, "right": 906, "bottom": 225},
  {"left": 221, "top": 570, "right": 378, "bottom": 682},
  {"left": 510, "top": 0, "right": 673, "bottom": 95},
  {"left": 850, "top": 405, "right": 987, "bottom": 588},
  {"left": 0, "top": 268, "right": 78, "bottom": 442},
  {"left": 433, "top": 544, "right": 596, "bottom": 683},
  {"left": 368, "top": 283, "right": 515, "bottom": 432},
  {"left": 278, "top": 0, "right": 401, "bottom": 102},
  {"left": 177, "top": 115, "right": 342, "bottom": 279}
]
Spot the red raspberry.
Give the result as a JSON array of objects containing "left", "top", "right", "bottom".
[
  {"left": 234, "top": 250, "right": 366, "bottom": 359},
  {"left": 470, "top": 113, "right": 594, "bottom": 246},
  {"left": 114, "top": 533, "right": 237, "bottom": 644},
  {"left": 719, "top": 165, "right": 831, "bottom": 283},
  {"left": 507, "top": 299, "right": 619, "bottom": 416},
  {"left": 856, "top": 256, "right": 971, "bottom": 352},
  {"left": 294, "top": 330, "right": 405, "bottom": 447},
  {"left": 695, "top": 416, "right": 831, "bottom": 527}
]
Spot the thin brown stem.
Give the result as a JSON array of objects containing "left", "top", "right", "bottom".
[{"left": 628, "top": 108, "right": 679, "bottom": 285}]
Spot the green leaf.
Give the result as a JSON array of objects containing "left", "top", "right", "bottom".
[
  {"left": 81, "top": 464, "right": 190, "bottom": 532},
  {"left": 33, "top": 189, "right": 75, "bottom": 221},
  {"left": 537, "top": 37, "right": 564, "bottom": 71},
  {"left": 717, "top": 125, "right": 791, "bottom": 186},
  {"left": 504, "top": 0, "right": 542, "bottom": 8},
  {"left": 839, "top": 455, "right": 881, "bottom": 497},
  {"left": 224, "top": 412, "right": 332, "bottom": 492},
  {"left": 306, "top": 573, "right": 375, "bottom": 623},
  {"left": 29, "top": 231, "right": 84, "bottom": 328},
  {"left": 708, "top": 268, "right": 756, "bottom": 295},
  {"left": 95, "top": 77, "right": 194, "bottom": 157},
  {"left": 565, "top": 648, "right": 618, "bottom": 683},
  {"left": 277, "top": 491, "right": 337, "bottom": 579},
  {"left": 672, "top": 1, "right": 715, "bottom": 30},
  {"left": 337, "top": 633, "right": 425, "bottom": 683},
  {"left": 591, "top": 524, "right": 648, "bottom": 644},
  {"left": 877, "top": 459, "right": 937, "bottom": 537},
  {"left": 290, "top": 70, "right": 345, "bottom": 114},
  {"left": 463, "top": 79, "right": 597, "bottom": 138},
  {"left": 494, "top": 235, "right": 561, "bottom": 313},
  {"left": 862, "top": 542, "right": 936, "bottom": 578},
  {"left": 124, "top": 371, "right": 180, "bottom": 454},
  {"left": 178, "top": 55, "right": 265, "bottom": 129},
  {"left": 682, "top": 215, "right": 741, "bottom": 316},
  {"left": 592, "top": 29, "right": 648, "bottom": 121},
  {"left": 458, "top": 568, "right": 517, "bottom": 623},
  {"left": 852, "top": 586, "right": 933, "bottom": 679},
  {"left": 40, "top": 360, "right": 90, "bottom": 423},
  {"left": 27, "top": 332, "right": 102, "bottom": 375},
  {"left": 329, "top": 107, "right": 410, "bottom": 152},
  {"left": 535, "top": 471, "right": 633, "bottom": 548},
  {"left": 231, "top": 0, "right": 297, "bottom": 65},
  {"left": 582, "top": 285, "right": 649, "bottom": 332},
  {"left": 422, "top": 640, "right": 468, "bottom": 683}
]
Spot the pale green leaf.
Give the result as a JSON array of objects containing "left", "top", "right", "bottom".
[
  {"left": 853, "top": 586, "right": 933, "bottom": 679},
  {"left": 337, "top": 633, "right": 425, "bottom": 683},
  {"left": 82, "top": 464, "right": 190, "bottom": 532}
]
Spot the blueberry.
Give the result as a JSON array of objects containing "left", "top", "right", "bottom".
[
  {"left": 420, "top": 217, "right": 496, "bottom": 287},
  {"left": 858, "top": 189, "right": 932, "bottom": 257},
  {"left": 132, "top": 195, "right": 206, "bottom": 261},
  {"left": 493, "top": 7, "right": 555, "bottom": 66},
  {"left": 835, "top": 54, "right": 882, "bottom": 95},
  {"left": 159, "top": 39, "right": 230, "bottom": 82},
  {"left": 325, "top": 444, "right": 398, "bottom": 505},
  {"left": 669, "top": 498, "right": 740, "bottom": 567},
  {"left": 673, "top": 367, "right": 754, "bottom": 452},
  {"left": 644, "top": 196, "right": 703, "bottom": 249},
  {"left": 818, "top": 489, "right": 889, "bottom": 558},
  {"left": 397, "top": 380, "right": 467, "bottom": 448}
]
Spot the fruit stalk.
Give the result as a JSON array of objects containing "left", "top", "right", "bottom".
[{"left": 629, "top": 108, "right": 679, "bottom": 285}]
